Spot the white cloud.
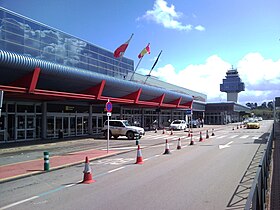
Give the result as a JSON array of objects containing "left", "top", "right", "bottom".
[
  {"left": 139, "top": 0, "right": 205, "bottom": 32},
  {"left": 141, "top": 53, "right": 280, "bottom": 105},
  {"left": 195, "top": 25, "right": 205, "bottom": 31}
]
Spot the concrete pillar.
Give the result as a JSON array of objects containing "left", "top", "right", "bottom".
[
  {"left": 88, "top": 105, "right": 93, "bottom": 135},
  {"left": 141, "top": 108, "right": 145, "bottom": 128}
]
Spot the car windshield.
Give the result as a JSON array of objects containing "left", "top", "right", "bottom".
[
  {"left": 123, "top": 120, "right": 131, "bottom": 126},
  {"left": 172, "top": 121, "right": 181, "bottom": 124}
]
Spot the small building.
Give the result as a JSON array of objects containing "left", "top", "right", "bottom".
[{"left": 205, "top": 102, "right": 250, "bottom": 125}]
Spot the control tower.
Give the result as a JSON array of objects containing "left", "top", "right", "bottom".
[{"left": 220, "top": 66, "right": 245, "bottom": 102}]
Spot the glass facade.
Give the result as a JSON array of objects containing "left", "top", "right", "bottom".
[{"left": 0, "top": 7, "right": 134, "bottom": 79}]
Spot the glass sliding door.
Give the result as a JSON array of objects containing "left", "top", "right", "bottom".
[
  {"left": 47, "top": 116, "right": 55, "bottom": 138},
  {"left": 77, "top": 116, "right": 82, "bottom": 135},
  {"left": 70, "top": 116, "right": 76, "bottom": 136},
  {"left": 63, "top": 117, "right": 69, "bottom": 137},
  {"left": 0, "top": 116, "right": 5, "bottom": 142},
  {"left": 55, "top": 117, "right": 62, "bottom": 138},
  {"left": 26, "top": 115, "right": 35, "bottom": 139}
]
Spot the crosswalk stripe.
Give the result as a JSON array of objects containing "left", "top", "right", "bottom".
[
  {"left": 217, "top": 135, "right": 227, "bottom": 139},
  {"left": 240, "top": 135, "right": 249, "bottom": 139},
  {"left": 229, "top": 135, "right": 238, "bottom": 139}
]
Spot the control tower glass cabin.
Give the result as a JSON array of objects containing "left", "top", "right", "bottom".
[{"left": 220, "top": 66, "right": 245, "bottom": 102}]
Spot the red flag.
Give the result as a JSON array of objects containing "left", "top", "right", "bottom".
[
  {"left": 114, "top": 34, "right": 133, "bottom": 58},
  {"left": 138, "top": 43, "right": 151, "bottom": 59}
]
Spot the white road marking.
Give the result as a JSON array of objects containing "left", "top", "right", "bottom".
[
  {"left": 229, "top": 135, "right": 238, "bottom": 139},
  {"left": 240, "top": 135, "right": 249, "bottom": 139},
  {"left": 152, "top": 136, "right": 166, "bottom": 139},
  {"left": 101, "top": 146, "right": 137, "bottom": 150},
  {"left": 219, "top": 141, "right": 233, "bottom": 149},
  {"left": 92, "top": 158, "right": 134, "bottom": 165},
  {"left": 217, "top": 135, "right": 227, "bottom": 139},
  {"left": 0, "top": 196, "right": 39, "bottom": 210},
  {"left": 108, "top": 166, "right": 125, "bottom": 173}
]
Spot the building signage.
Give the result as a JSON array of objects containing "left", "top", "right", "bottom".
[{"left": 186, "top": 109, "right": 192, "bottom": 115}]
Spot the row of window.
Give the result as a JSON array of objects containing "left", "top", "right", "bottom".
[{"left": 0, "top": 9, "right": 134, "bottom": 77}]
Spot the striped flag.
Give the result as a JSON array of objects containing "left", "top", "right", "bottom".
[
  {"left": 114, "top": 34, "right": 133, "bottom": 58},
  {"left": 138, "top": 43, "right": 150, "bottom": 59}
]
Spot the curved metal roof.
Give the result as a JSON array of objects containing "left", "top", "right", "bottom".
[{"left": 0, "top": 50, "right": 193, "bottom": 108}]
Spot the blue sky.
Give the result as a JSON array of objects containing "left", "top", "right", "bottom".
[{"left": 1, "top": 0, "right": 280, "bottom": 105}]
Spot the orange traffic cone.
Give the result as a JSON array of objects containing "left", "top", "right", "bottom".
[
  {"left": 190, "top": 134, "right": 194, "bottom": 145},
  {"left": 135, "top": 144, "right": 144, "bottom": 164},
  {"left": 199, "top": 131, "right": 204, "bottom": 142},
  {"left": 82, "top": 156, "right": 95, "bottom": 184},
  {"left": 163, "top": 139, "right": 171, "bottom": 154},
  {"left": 211, "top": 128, "right": 215, "bottom": 136},
  {"left": 206, "top": 130, "right": 209, "bottom": 139},
  {"left": 177, "top": 138, "right": 181, "bottom": 150}
]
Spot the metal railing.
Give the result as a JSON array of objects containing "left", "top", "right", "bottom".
[{"left": 244, "top": 124, "right": 274, "bottom": 210}]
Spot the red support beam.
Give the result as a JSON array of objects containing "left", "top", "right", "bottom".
[
  {"left": 181, "top": 100, "right": 193, "bottom": 109},
  {"left": 82, "top": 80, "right": 106, "bottom": 99},
  {"left": 168, "top": 97, "right": 182, "bottom": 107},
  {"left": 9, "top": 67, "right": 41, "bottom": 93},
  {"left": 148, "top": 94, "right": 165, "bottom": 106},
  {"left": 29, "top": 67, "right": 41, "bottom": 93},
  {"left": 122, "top": 88, "right": 142, "bottom": 103}
]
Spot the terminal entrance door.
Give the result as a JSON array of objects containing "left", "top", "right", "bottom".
[
  {"left": 92, "top": 115, "right": 103, "bottom": 134},
  {"left": 47, "top": 114, "right": 89, "bottom": 138},
  {"left": 16, "top": 114, "right": 35, "bottom": 140}
]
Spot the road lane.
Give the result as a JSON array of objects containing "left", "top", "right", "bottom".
[{"left": 0, "top": 121, "right": 273, "bottom": 209}]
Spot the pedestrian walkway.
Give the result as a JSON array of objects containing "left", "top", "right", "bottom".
[
  {"left": 0, "top": 148, "right": 120, "bottom": 183},
  {"left": 270, "top": 122, "right": 280, "bottom": 210}
]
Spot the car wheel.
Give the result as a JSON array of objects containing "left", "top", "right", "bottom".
[{"left": 126, "top": 131, "right": 135, "bottom": 140}]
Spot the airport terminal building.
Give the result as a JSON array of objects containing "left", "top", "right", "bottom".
[
  {"left": 0, "top": 7, "right": 209, "bottom": 143},
  {"left": 0, "top": 7, "right": 250, "bottom": 143}
]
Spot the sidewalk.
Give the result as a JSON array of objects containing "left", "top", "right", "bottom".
[
  {"left": 0, "top": 147, "right": 123, "bottom": 183},
  {"left": 270, "top": 121, "right": 280, "bottom": 210}
]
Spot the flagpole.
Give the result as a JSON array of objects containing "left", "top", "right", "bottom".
[
  {"left": 144, "top": 50, "right": 162, "bottom": 84},
  {"left": 130, "top": 57, "right": 143, "bottom": 81}
]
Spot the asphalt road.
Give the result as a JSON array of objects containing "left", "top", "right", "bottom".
[{"left": 0, "top": 121, "right": 273, "bottom": 210}]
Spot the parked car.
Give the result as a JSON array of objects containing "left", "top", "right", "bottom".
[
  {"left": 187, "top": 120, "right": 201, "bottom": 128},
  {"left": 169, "top": 120, "right": 187, "bottom": 130},
  {"left": 257, "top": 117, "right": 263, "bottom": 121},
  {"left": 102, "top": 120, "right": 145, "bottom": 140}
]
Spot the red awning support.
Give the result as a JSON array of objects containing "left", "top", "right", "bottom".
[
  {"left": 10, "top": 67, "right": 41, "bottom": 93},
  {"left": 168, "top": 97, "right": 182, "bottom": 107},
  {"left": 148, "top": 94, "right": 165, "bottom": 106},
  {"left": 181, "top": 100, "right": 193, "bottom": 109},
  {"left": 122, "top": 88, "right": 142, "bottom": 104},
  {"left": 81, "top": 80, "right": 106, "bottom": 100}
]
